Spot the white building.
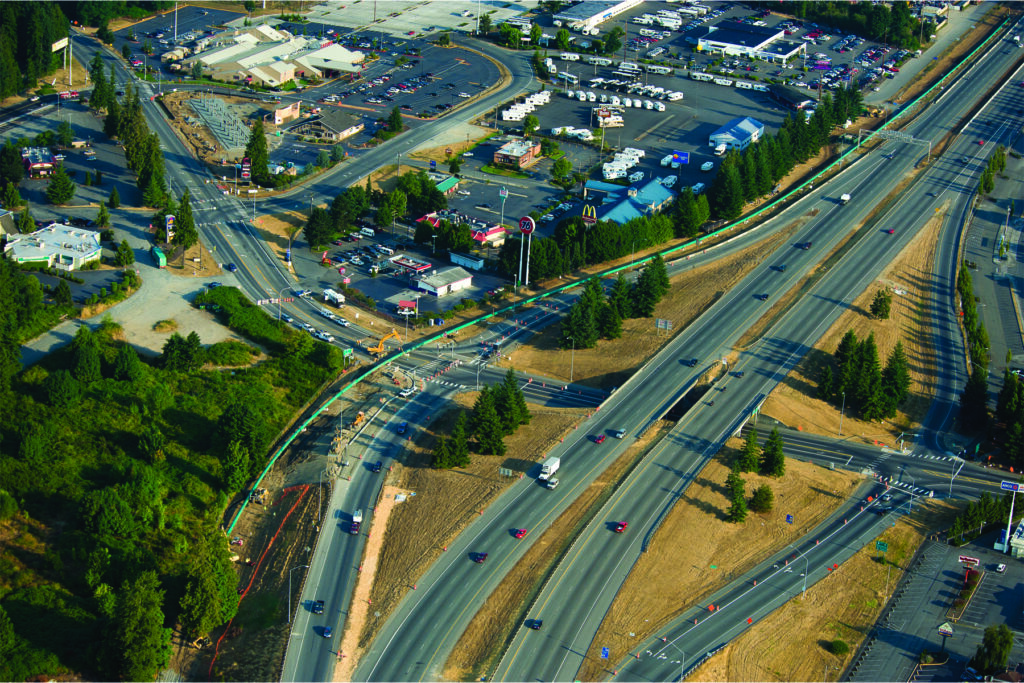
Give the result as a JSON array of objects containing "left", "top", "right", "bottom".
[
  {"left": 708, "top": 116, "right": 765, "bottom": 153},
  {"left": 3, "top": 223, "right": 102, "bottom": 270},
  {"left": 417, "top": 266, "right": 473, "bottom": 297},
  {"left": 554, "top": 0, "right": 644, "bottom": 32}
]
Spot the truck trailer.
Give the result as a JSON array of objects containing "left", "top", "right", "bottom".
[{"left": 539, "top": 456, "right": 560, "bottom": 480}]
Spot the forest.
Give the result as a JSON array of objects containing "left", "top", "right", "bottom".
[{"left": 0, "top": 286, "right": 343, "bottom": 680}]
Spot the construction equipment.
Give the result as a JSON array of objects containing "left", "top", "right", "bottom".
[
  {"left": 350, "top": 411, "right": 366, "bottom": 430},
  {"left": 367, "top": 329, "right": 401, "bottom": 357}
]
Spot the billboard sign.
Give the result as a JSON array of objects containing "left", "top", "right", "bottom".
[
  {"left": 1001, "top": 481, "right": 1022, "bottom": 492},
  {"left": 241, "top": 157, "right": 252, "bottom": 180},
  {"left": 958, "top": 555, "right": 980, "bottom": 566},
  {"left": 518, "top": 216, "right": 535, "bottom": 235},
  {"left": 672, "top": 151, "right": 689, "bottom": 165},
  {"left": 165, "top": 214, "right": 175, "bottom": 240},
  {"left": 581, "top": 204, "right": 597, "bottom": 225}
]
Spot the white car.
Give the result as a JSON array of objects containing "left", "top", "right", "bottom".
[
  {"left": 314, "top": 330, "right": 335, "bottom": 343},
  {"left": 997, "top": 563, "right": 1007, "bottom": 573},
  {"left": 457, "top": 92, "right": 471, "bottom": 98},
  {"left": 335, "top": 318, "right": 352, "bottom": 327},
  {"left": 399, "top": 387, "right": 416, "bottom": 398},
  {"left": 701, "top": 161, "right": 714, "bottom": 172}
]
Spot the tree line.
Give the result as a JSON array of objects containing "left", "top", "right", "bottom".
[
  {"left": 304, "top": 170, "right": 448, "bottom": 249},
  {"left": 709, "top": 88, "right": 863, "bottom": 221},
  {"left": 771, "top": 0, "right": 932, "bottom": 51},
  {"left": 0, "top": 2, "right": 68, "bottom": 101},
  {"left": 726, "top": 427, "right": 785, "bottom": 523},
  {"left": 816, "top": 330, "right": 912, "bottom": 422},
  {"left": 432, "top": 368, "right": 531, "bottom": 466},
  {"left": 558, "top": 254, "right": 669, "bottom": 350},
  {"left": 957, "top": 263, "right": 990, "bottom": 432}
]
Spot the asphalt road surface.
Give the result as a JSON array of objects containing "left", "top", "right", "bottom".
[{"left": 355, "top": 21, "right": 1024, "bottom": 683}]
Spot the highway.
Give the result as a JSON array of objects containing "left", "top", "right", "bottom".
[{"left": 351, "top": 22, "right": 1024, "bottom": 683}]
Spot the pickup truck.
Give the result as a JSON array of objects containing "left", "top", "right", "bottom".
[{"left": 350, "top": 509, "right": 363, "bottom": 534}]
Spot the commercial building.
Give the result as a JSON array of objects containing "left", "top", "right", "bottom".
[
  {"left": 268, "top": 101, "right": 302, "bottom": 126},
  {"left": 287, "top": 109, "right": 365, "bottom": 142},
  {"left": 22, "top": 147, "right": 56, "bottom": 178},
  {"left": 181, "top": 24, "right": 364, "bottom": 87},
  {"left": 697, "top": 21, "right": 804, "bottom": 63},
  {"left": 3, "top": 223, "right": 102, "bottom": 270},
  {"left": 449, "top": 252, "right": 486, "bottom": 271},
  {"left": 493, "top": 137, "right": 541, "bottom": 169},
  {"left": 709, "top": 116, "right": 765, "bottom": 152},
  {"left": 417, "top": 266, "right": 473, "bottom": 297},
  {"left": 582, "top": 179, "right": 676, "bottom": 225},
  {"left": 769, "top": 83, "right": 817, "bottom": 110},
  {"left": 553, "top": 0, "right": 644, "bottom": 32},
  {"left": 0, "top": 209, "right": 16, "bottom": 237}
]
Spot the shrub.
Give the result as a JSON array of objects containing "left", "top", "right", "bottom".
[
  {"left": 204, "top": 340, "right": 258, "bottom": 366},
  {"left": 830, "top": 639, "right": 850, "bottom": 656}
]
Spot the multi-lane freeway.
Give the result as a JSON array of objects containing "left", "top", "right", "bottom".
[
  {"left": 350, "top": 20, "right": 1024, "bottom": 683},
  {"left": 60, "top": 14, "right": 1024, "bottom": 683}
]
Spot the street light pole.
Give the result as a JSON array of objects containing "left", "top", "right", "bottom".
[
  {"left": 287, "top": 564, "right": 310, "bottom": 623},
  {"left": 838, "top": 391, "right": 846, "bottom": 437},
  {"left": 568, "top": 336, "right": 575, "bottom": 382}
]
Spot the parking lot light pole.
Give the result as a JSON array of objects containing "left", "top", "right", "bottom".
[{"left": 288, "top": 564, "right": 310, "bottom": 623}]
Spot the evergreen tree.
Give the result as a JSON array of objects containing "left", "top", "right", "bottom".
[
  {"left": 856, "top": 333, "right": 886, "bottom": 421},
  {"left": 709, "top": 153, "right": 744, "bottom": 220},
  {"left": 96, "top": 202, "right": 110, "bottom": 228},
  {"left": 388, "top": 106, "right": 404, "bottom": 133},
  {"left": 46, "top": 164, "right": 76, "bottom": 204},
  {"left": 960, "top": 368, "right": 989, "bottom": 431},
  {"left": 142, "top": 175, "right": 164, "bottom": 208},
  {"left": 726, "top": 460, "right": 744, "bottom": 497},
  {"left": 172, "top": 189, "right": 199, "bottom": 256},
  {"left": 83, "top": 170, "right": 93, "bottom": 186},
  {"left": 727, "top": 482, "right": 747, "bottom": 523},
  {"left": 17, "top": 207, "right": 34, "bottom": 233},
  {"left": 46, "top": 368, "right": 81, "bottom": 406},
  {"left": 646, "top": 253, "right": 670, "bottom": 298},
  {"left": 105, "top": 93, "right": 121, "bottom": 139},
  {"left": 304, "top": 206, "right": 332, "bottom": 247},
  {"left": 53, "top": 278, "right": 73, "bottom": 306},
  {"left": 244, "top": 119, "right": 270, "bottom": 184},
  {"left": 2, "top": 181, "right": 22, "bottom": 208},
  {"left": 817, "top": 365, "right": 834, "bottom": 402},
  {"left": 672, "top": 187, "right": 701, "bottom": 238},
  {"left": 597, "top": 304, "right": 622, "bottom": 340},
  {"left": 760, "top": 427, "right": 785, "bottom": 477},
  {"left": 108, "top": 570, "right": 172, "bottom": 681},
  {"left": 57, "top": 120, "right": 74, "bottom": 148},
  {"left": 113, "top": 343, "right": 143, "bottom": 382},
  {"left": 72, "top": 327, "right": 102, "bottom": 383},
  {"left": 108, "top": 185, "right": 120, "bottom": 208},
  {"left": 870, "top": 289, "right": 892, "bottom": 319},
  {"left": 749, "top": 484, "right": 774, "bottom": 513},
  {"left": 431, "top": 435, "right": 453, "bottom": 469},
  {"left": 95, "top": 169, "right": 103, "bottom": 185},
  {"left": 0, "top": 139, "right": 25, "bottom": 188},
  {"left": 471, "top": 386, "right": 506, "bottom": 455},
  {"left": 834, "top": 330, "right": 859, "bottom": 399},
  {"left": 449, "top": 413, "right": 471, "bottom": 467},
  {"left": 222, "top": 440, "right": 251, "bottom": 491},
  {"left": 740, "top": 428, "right": 760, "bottom": 472},
  {"left": 880, "top": 341, "right": 911, "bottom": 417},
  {"left": 115, "top": 240, "right": 135, "bottom": 267}
]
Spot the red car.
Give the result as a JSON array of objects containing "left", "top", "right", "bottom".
[
  {"left": 885, "top": 228, "right": 895, "bottom": 234},
  {"left": 595, "top": 434, "right": 606, "bottom": 444},
  {"left": 613, "top": 521, "right": 628, "bottom": 533},
  {"left": 473, "top": 552, "right": 488, "bottom": 564},
  {"left": 514, "top": 528, "right": 527, "bottom": 539}
]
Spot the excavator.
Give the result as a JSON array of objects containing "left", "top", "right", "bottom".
[{"left": 366, "top": 329, "right": 401, "bottom": 357}]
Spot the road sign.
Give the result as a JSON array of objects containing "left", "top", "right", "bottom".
[
  {"left": 342, "top": 348, "right": 353, "bottom": 358},
  {"left": 959, "top": 555, "right": 980, "bottom": 566},
  {"left": 518, "top": 216, "right": 535, "bottom": 235},
  {"left": 875, "top": 541, "right": 888, "bottom": 553},
  {"left": 786, "top": 514, "right": 793, "bottom": 525},
  {"left": 601, "top": 647, "right": 609, "bottom": 660},
  {"left": 1001, "top": 481, "right": 1022, "bottom": 492},
  {"left": 938, "top": 622, "right": 954, "bottom": 637}
]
